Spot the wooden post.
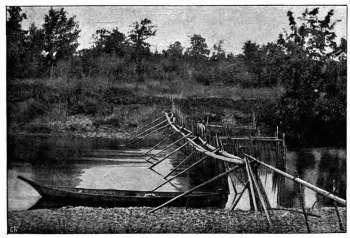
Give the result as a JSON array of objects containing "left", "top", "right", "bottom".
[
  {"left": 247, "top": 159, "right": 272, "bottom": 226},
  {"left": 244, "top": 153, "right": 346, "bottom": 206},
  {"left": 134, "top": 119, "right": 168, "bottom": 137},
  {"left": 149, "top": 165, "right": 241, "bottom": 213},
  {"left": 163, "top": 150, "right": 196, "bottom": 179},
  {"left": 149, "top": 140, "right": 192, "bottom": 169},
  {"left": 254, "top": 166, "right": 271, "bottom": 209},
  {"left": 133, "top": 115, "right": 164, "bottom": 135},
  {"left": 152, "top": 153, "right": 210, "bottom": 191},
  {"left": 224, "top": 161, "right": 238, "bottom": 210},
  {"left": 132, "top": 124, "right": 170, "bottom": 143},
  {"left": 145, "top": 131, "right": 176, "bottom": 155},
  {"left": 244, "top": 157, "right": 258, "bottom": 211},
  {"left": 146, "top": 133, "right": 192, "bottom": 161},
  {"left": 231, "top": 182, "right": 249, "bottom": 211},
  {"left": 298, "top": 183, "right": 310, "bottom": 233},
  {"left": 332, "top": 179, "right": 344, "bottom": 231}
]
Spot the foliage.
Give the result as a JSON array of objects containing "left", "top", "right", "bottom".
[
  {"left": 186, "top": 34, "right": 210, "bottom": 60},
  {"left": 92, "top": 27, "right": 127, "bottom": 56},
  {"left": 128, "top": 18, "right": 157, "bottom": 82},
  {"left": 267, "top": 8, "right": 346, "bottom": 146},
  {"left": 6, "top": 7, "right": 346, "bottom": 147},
  {"left": 164, "top": 41, "right": 184, "bottom": 58},
  {"left": 42, "top": 8, "right": 80, "bottom": 68},
  {"left": 6, "top": 7, "right": 27, "bottom": 78},
  {"left": 211, "top": 40, "right": 226, "bottom": 61}
]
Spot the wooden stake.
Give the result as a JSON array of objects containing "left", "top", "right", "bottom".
[
  {"left": 152, "top": 153, "right": 210, "bottom": 191},
  {"left": 149, "top": 165, "right": 241, "bottom": 213},
  {"left": 163, "top": 150, "right": 196, "bottom": 179},
  {"left": 244, "top": 153, "right": 346, "bottom": 206},
  {"left": 135, "top": 119, "right": 167, "bottom": 137},
  {"left": 132, "top": 124, "right": 170, "bottom": 144},
  {"left": 146, "top": 133, "right": 192, "bottom": 161},
  {"left": 332, "top": 179, "right": 344, "bottom": 231},
  {"left": 244, "top": 157, "right": 258, "bottom": 211},
  {"left": 254, "top": 168, "right": 271, "bottom": 209},
  {"left": 149, "top": 140, "right": 192, "bottom": 169},
  {"left": 231, "top": 182, "right": 249, "bottom": 211},
  {"left": 246, "top": 159, "right": 272, "bottom": 226},
  {"left": 145, "top": 131, "right": 176, "bottom": 155},
  {"left": 298, "top": 183, "right": 310, "bottom": 233},
  {"left": 133, "top": 115, "right": 164, "bottom": 135}
]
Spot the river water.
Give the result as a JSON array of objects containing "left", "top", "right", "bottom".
[{"left": 7, "top": 135, "right": 346, "bottom": 211}]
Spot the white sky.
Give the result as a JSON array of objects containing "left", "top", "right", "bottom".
[{"left": 21, "top": 6, "right": 347, "bottom": 55}]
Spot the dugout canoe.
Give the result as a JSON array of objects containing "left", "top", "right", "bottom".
[{"left": 18, "top": 176, "right": 227, "bottom": 208}]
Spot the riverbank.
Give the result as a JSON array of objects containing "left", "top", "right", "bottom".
[{"left": 8, "top": 206, "right": 346, "bottom": 233}]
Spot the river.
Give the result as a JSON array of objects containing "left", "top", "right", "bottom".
[{"left": 7, "top": 135, "right": 346, "bottom": 211}]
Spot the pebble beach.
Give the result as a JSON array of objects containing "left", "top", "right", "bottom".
[{"left": 8, "top": 206, "right": 346, "bottom": 233}]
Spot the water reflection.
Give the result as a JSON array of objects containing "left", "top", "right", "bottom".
[
  {"left": 7, "top": 135, "right": 346, "bottom": 211},
  {"left": 279, "top": 148, "right": 346, "bottom": 208},
  {"left": 7, "top": 136, "right": 189, "bottom": 211}
]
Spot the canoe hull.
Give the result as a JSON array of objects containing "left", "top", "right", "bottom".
[{"left": 18, "top": 176, "right": 227, "bottom": 208}]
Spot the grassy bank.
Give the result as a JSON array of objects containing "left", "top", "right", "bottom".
[
  {"left": 8, "top": 206, "right": 346, "bottom": 233},
  {"left": 8, "top": 76, "right": 284, "bottom": 138}
]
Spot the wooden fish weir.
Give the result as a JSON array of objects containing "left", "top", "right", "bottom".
[{"left": 131, "top": 110, "right": 346, "bottom": 230}]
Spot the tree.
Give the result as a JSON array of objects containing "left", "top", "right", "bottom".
[
  {"left": 211, "top": 40, "right": 226, "bottom": 61},
  {"left": 186, "top": 34, "right": 210, "bottom": 60},
  {"left": 128, "top": 18, "right": 157, "bottom": 82},
  {"left": 42, "top": 8, "right": 80, "bottom": 70},
  {"left": 92, "top": 27, "right": 127, "bottom": 55},
  {"left": 272, "top": 8, "right": 346, "bottom": 146},
  {"left": 6, "top": 6, "right": 27, "bottom": 78},
  {"left": 24, "top": 23, "right": 45, "bottom": 77},
  {"left": 165, "top": 41, "right": 184, "bottom": 58},
  {"left": 242, "top": 40, "right": 263, "bottom": 86}
]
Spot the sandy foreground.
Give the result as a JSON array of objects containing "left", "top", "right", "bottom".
[{"left": 8, "top": 206, "right": 346, "bottom": 233}]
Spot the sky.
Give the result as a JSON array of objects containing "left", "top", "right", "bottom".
[{"left": 21, "top": 6, "right": 347, "bottom": 55}]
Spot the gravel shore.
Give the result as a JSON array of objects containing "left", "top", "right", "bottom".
[{"left": 8, "top": 206, "right": 346, "bottom": 233}]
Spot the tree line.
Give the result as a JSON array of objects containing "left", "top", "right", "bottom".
[{"left": 7, "top": 6, "right": 347, "bottom": 146}]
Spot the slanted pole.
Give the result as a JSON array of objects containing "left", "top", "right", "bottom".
[
  {"left": 147, "top": 133, "right": 192, "bottom": 161},
  {"left": 149, "top": 140, "right": 192, "bottom": 169},
  {"left": 149, "top": 165, "right": 241, "bottom": 213},
  {"left": 332, "top": 179, "right": 344, "bottom": 231},
  {"left": 246, "top": 158, "right": 272, "bottom": 226},
  {"left": 133, "top": 115, "right": 164, "bottom": 135},
  {"left": 135, "top": 119, "right": 167, "bottom": 137},
  {"left": 231, "top": 182, "right": 249, "bottom": 211},
  {"left": 152, "top": 153, "right": 213, "bottom": 192},
  {"left": 244, "top": 153, "right": 346, "bottom": 206},
  {"left": 145, "top": 130, "right": 176, "bottom": 155},
  {"left": 132, "top": 124, "right": 170, "bottom": 144},
  {"left": 244, "top": 157, "right": 258, "bottom": 211},
  {"left": 255, "top": 169, "right": 271, "bottom": 209},
  {"left": 163, "top": 150, "right": 196, "bottom": 179},
  {"left": 297, "top": 183, "right": 310, "bottom": 233}
]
